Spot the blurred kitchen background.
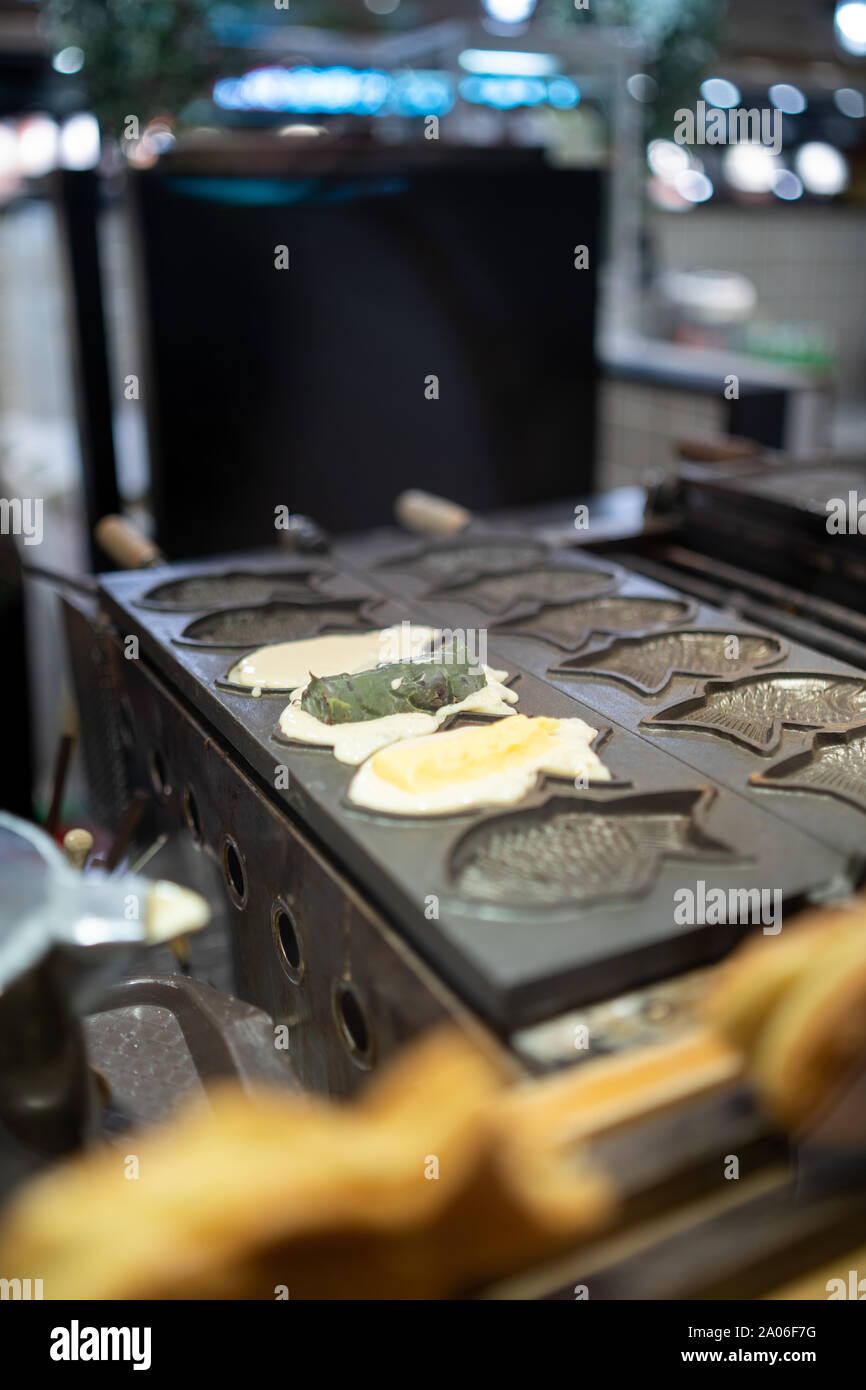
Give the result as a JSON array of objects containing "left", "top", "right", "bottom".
[{"left": 1, "top": 0, "right": 865, "bottom": 812}]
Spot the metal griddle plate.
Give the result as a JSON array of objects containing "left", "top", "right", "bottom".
[
  {"left": 681, "top": 452, "right": 866, "bottom": 543},
  {"left": 98, "top": 537, "right": 864, "bottom": 1030}
]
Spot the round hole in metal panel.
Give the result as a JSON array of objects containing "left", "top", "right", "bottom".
[
  {"left": 272, "top": 898, "right": 304, "bottom": 984},
  {"left": 183, "top": 787, "right": 202, "bottom": 845},
  {"left": 332, "top": 981, "right": 374, "bottom": 1069},
  {"left": 148, "top": 747, "right": 171, "bottom": 799},
  {"left": 222, "top": 835, "right": 247, "bottom": 908}
]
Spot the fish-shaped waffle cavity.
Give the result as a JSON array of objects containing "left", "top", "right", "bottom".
[
  {"left": 431, "top": 566, "right": 617, "bottom": 613},
  {"left": 496, "top": 595, "right": 695, "bottom": 649},
  {"left": 181, "top": 601, "right": 373, "bottom": 648},
  {"left": 379, "top": 539, "right": 549, "bottom": 587},
  {"left": 750, "top": 727, "right": 866, "bottom": 813},
  {"left": 646, "top": 674, "right": 866, "bottom": 753},
  {"left": 142, "top": 569, "right": 329, "bottom": 610},
  {"left": 553, "top": 631, "right": 786, "bottom": 695},
  {"left": 450, "top": 790, "right": 736, "bottom": 907}
]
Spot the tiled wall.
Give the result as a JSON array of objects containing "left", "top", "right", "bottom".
[
  {"left": 595, "top": 207, "right": 866, "bottom": 491},
  {"left": 597, "top": 379, "right": 723, "bottom": 489},
  {"left": 648, "top": 207, "right": 866, "bottom": 401}
]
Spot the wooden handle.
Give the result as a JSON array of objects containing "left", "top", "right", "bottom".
[
  {"left": 63, "top": 827, "right": 93, "bottom": 871},
  {"left": 95, "top": 515, "right": 164, "bottom": 570},
  {"left": 675, "top": 434, "right": 761, "bottom": 463},
  {"left": 497, "top": 1030, "right": 742, "bottom": 1148},
  {"left": 394, "top": 490, "right": 471, "bottom": 538}
]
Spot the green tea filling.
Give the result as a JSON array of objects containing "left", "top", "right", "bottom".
[{"left": 300, "top": 646, "right": 486, "bottom": 725}]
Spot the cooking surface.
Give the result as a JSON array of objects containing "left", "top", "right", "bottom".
[
  {"left": 703, "top": 457, "right": 866, "bottom": 516},
  {"left": 98, "top": 534, "right": 866, "bottom": 1029},
  {"left": 677, "top": 455, "right": 866, "bottom": 573}
]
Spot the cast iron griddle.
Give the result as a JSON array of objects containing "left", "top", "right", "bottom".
[
  {"left": 709, "top": 457, "right": 866, "bottom": 518},
  {"left": 680, "top": 453, "right": 866, "bottom": 546},
  {"left": 98, "top": 534, "right": 866, "bottom": 1029}
]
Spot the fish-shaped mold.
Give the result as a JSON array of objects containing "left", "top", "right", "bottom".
[
  {"left": 140, "top": 569, "right": 332, "bottom": 611},
  {"left": 495, "top": 595, "right": 696, "bottom": 650},
  {"left": 645, "top": 673, "right": 866, "bottom": 754},
  {"left": 449, "top": 788, "right": 737, "bottom": 908},
  {"left": 552, "top": 630, "right": 786, "bottom": 696},
  {"left": 378, "top": 538, "right": 549, "bottom": 587},
  {"left": 178, "top": 600, "right": 376, "bottom": 649},
  {"left": 750, "top": 726, "right": 866, "bottom": 813},
  {"left": 431, "top": 565, "right": 617, "bottom": 614}
]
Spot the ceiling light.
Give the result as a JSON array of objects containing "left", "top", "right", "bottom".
[
  {"left": 769, "top": 83, "right": 806, "bottom": 114},
  {"left": 481, "top": 0, "right": 537, "bottom": 22},
  {"left": 700, "top": 78, "right": 740, "bottom": 108},
  {"left": 835, "top": 2, "right": 866, "bottom": 55},
  {"left": 834, "top": 87, "right": 865, "bottom": 117},
  {"left": 773, "top": 169, "right": 804, "bottom": 200},
  {"left": 674, "top": 169, "right": 713, "bottom": 202},
  {"left": 52, "top": 47, "right": 84, "bottom": 76},
  {"left": 723, "top": 142, "right": 778, "bottom": 194},
  {"left": 459, "top": 50, "right": 557, "bottom": 76},
  {"left": 795, "top": 142, "right": 849, "bottom": 195}
]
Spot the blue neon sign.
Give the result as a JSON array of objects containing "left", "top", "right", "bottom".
[
  {"left": 212, "top": 65, "right": 581, "bottom": 117},
  {"left": 213, "top": 66, "right": 455, "bottom": 117}
]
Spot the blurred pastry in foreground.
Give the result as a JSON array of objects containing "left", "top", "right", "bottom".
[
  {"left": 0, "top": 1029, "right": 615, "bottom": 1300},
  {"left": 703, "top": 897, "right": 866, "bottom": 1144}
]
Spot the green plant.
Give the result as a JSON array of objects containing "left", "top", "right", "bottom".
[
  {"left": 550, "top": 0, "right": 725, "bottom": 140},
  {"left": 45, "top": 0, "right": 221, "bottom": 134}
]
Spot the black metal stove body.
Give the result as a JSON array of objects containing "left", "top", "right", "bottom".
[
  {"left": 604, "top": 452, "right": 866, "bottom": 670},
  {"left": 50, "top": 488, "right": 866, "bottom": 1298},
  {"left": 72, "top": 513, "right": 866, "bottom": 1096},
  {"left": 109, "top": 647, "right": 487, "bottom": 1095}
]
